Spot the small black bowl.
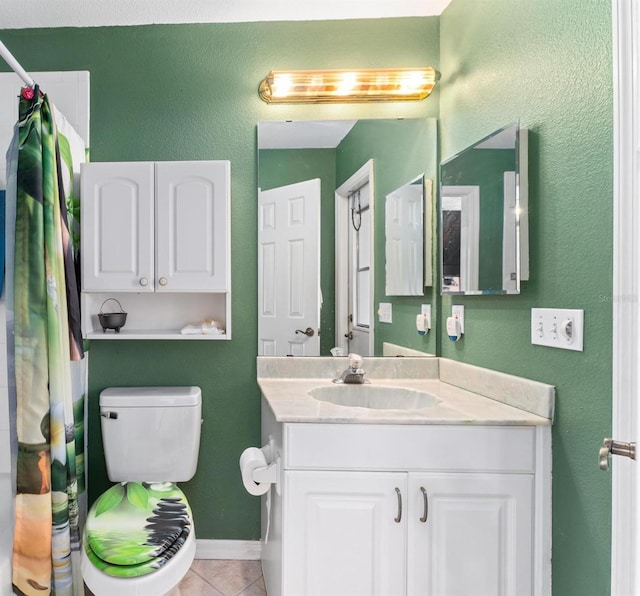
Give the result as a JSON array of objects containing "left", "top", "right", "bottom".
[{"left": 98, "top": 312, "right": 127, "bottom": 333}]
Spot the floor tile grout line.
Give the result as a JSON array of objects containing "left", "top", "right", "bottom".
[
  {"left": 237, "top": 575, "right": 266, "bottom": 596},
  {"left": 187, "top": 564, "right": 220, "bottom": 592}
]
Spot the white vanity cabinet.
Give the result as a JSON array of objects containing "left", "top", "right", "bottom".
[
  {"left": 286, "top": 470, "right": 407, "bottom": 596},
  {"left": 81, "top": 160, "right": 231, "bottom": 339},
  {"left": 261, "top": 409, "right": 551, "bottom": 596},
  {"left": 407, "top": 472, "right": 534, "bottom": 596}
]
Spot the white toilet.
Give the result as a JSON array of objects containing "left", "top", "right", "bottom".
[{"left": 81, "top": 386, "right": 202, "bottom": 596}]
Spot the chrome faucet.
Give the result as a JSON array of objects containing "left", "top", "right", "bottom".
[{"left": 333, "top": 353, "right": 369, "bottom": 384}]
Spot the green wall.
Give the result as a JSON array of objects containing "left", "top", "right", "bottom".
[
  {"left": 0, "top": 3, "right": 615, "bottom": 592},
  {"left": 336, "top": 118, "right": 439, "bottom": 356},
  {"left": 0, "top": 18, "right": 440, "bottom": 541},
  {"left": 439, "top": 1, "right": 613, "bottom": 595}
]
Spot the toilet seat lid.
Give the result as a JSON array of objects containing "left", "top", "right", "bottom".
[{"left": 86, "top": 482, "right": 191, "bottom": 567}]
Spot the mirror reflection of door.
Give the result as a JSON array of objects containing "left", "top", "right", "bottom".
[
  {"left": 441, "top": 187, "right": 480, "bottom": 293},
  {"left": 258, "top": 179, "right": 320, "bottom": 355},
  {"left": 335, "top": 160, "right": 374, "bottom": 357},
  {"left": 385, "top": 176, "right": 425, "bottom": 296},
  {"left": 347, "top": 181, "right": 371, "bottom": 356}
]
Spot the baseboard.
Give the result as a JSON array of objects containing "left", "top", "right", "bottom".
[{"left": 195, "top": 539, "right": 261, "bottom": 560}]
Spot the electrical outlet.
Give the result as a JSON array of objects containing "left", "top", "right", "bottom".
[
  {"left": 531, "top": 308, "right": 584, "bottom": 351},
  {"left": 378, "top": 302, "right": 393, "bottom": 324}
]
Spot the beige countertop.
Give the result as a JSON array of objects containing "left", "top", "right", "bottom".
[{"left": 258, "top": 376, "right": 552, "bottom": 426}]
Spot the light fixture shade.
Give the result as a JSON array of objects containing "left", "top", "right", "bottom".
[{"left": 259, "top": 67, "right": 440, "bottom": 104}]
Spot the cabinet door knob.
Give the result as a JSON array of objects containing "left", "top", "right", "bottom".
[
  {"left": 159, "top": 277, "right": 168, "bottom": 286},
  {"left": 139, "top": 277, "right": 148, "bottom": 287},
  {"left": 419, "top": 486, "right": 429, "bottom": 523},
  {"left": 394, "top": 487, "right": 402, "bottom": 523}
]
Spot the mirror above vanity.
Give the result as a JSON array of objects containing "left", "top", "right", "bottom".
[
  {"left": 258, "top": 118, "right": 437, "bottom": 357},
  {"left": 440, "top": 123, "right": 529, "bottom": 295}
]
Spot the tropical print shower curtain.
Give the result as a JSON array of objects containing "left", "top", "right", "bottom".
[{"left": 6, "top": 87, "right": 88, "bottom": 596}]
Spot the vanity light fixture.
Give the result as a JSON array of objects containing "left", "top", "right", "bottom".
[{"left": 258, "top": 67, "right": 440, "bottom": 104}]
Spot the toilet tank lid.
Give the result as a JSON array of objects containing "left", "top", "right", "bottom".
[{"left": 100, "top": 386, "right": 202, "bottom": 407}]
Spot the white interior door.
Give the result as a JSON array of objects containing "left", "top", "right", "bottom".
[
  {"left": 348, "top": 180, "right": 371, "bottom": 356},
  {"left": 612, "top": 0, "right": 639, "bottom": 593},
  {"left": 335, "top": 160, "right": 374, "bottom": 357},
  {"left": 385, "top": 182, "right": 423, "bottom": 296},
  {"left": 258, "top": 179, "right": 320, "bottom": 356}
]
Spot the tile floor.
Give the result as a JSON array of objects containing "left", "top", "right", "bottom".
[
  {"left": 86, "top": 560, "right": 265, "bottom": 596},
  {"left": 176, "top": 560, "right": 266, "bottom": 596}
]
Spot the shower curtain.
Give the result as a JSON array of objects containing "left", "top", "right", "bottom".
[{"left": 7, "top": 87, "right": 88, "bottom": 596}]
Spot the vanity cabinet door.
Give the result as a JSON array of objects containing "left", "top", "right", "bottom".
[
  {"left": 407, "top": 472, "right": 534, "bottom": 596},
  {"left": 284, "top": 470, "right": 407, "bottom": 596},
  {"left": 155, "top": 161, "right": 230, "bottom": 292},
  {"left": 81, "top": 161, "right": 155, "bottom": 291}
]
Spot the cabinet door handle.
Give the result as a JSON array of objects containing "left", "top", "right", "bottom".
[
  {"left": 419, "top": 486, "right": 428, "bottom": 523},
  {"left": 158, "top": 277, "right": 168, "bottom": 286},
  {"left": 394, "top": 487, "right": 402, "bottom": 523},
  {"left": 139, "top": 277, "right": 149, "bottom": 287}
]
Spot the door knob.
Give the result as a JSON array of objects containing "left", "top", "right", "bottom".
[
  {"left": 599, "top": 437, "right": 636, "bottom": 471},
  {"left": 344, "top": 331, "right": 353, "bottom": 340},
  {"left": 295, "top": 327, "right": 315, "bottom": 337}
]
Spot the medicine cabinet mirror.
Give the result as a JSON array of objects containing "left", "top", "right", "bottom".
[{"left": 440, "top": 123, "right": 528, "bottom": 295}]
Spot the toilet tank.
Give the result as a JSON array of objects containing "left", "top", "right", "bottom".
[{"left": 100, "top": 386, "right": 202, "bottom": 483}]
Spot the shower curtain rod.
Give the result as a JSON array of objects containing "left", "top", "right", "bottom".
[{"left": 0, "top": 40, "right": 35, "bottom": 87}]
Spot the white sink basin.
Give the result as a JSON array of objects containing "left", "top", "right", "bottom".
[{"left": 308, "top": 385, "right": 440, "bottom": 410}]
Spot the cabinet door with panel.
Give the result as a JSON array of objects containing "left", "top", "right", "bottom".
[
  {"left": 155, "top": 161, "right": 230, "bottom": 292},
  {"left": 81, "top": 161, "right": 155, "bottom": 291},
  {"left": 284, "top": 470, "right": 407, "bottom": 596},
  {"left": 407, "top": 472, "right": 534, "bottom": 596}
]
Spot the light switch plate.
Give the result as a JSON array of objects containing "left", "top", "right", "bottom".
[
  {"left": 531, "top": 308, "right": 584, "bottom": 351},
  {"left": 378, "top": 302, "right": 393, "bottom": 324}
]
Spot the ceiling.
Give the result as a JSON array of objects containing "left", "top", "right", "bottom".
[
  {"left": 259, "top": 120, "right": 358, "bottom": 150},
  {"left": 0, "top": 0, "right": 453, "bottom": 29}
]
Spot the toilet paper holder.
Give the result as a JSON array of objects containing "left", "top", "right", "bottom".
[
  {"left": 252, "top": 459, "right": 279, "bottom": 487},
  {"left": 256, "top": 437, "right": 281, "bottom": 494}
]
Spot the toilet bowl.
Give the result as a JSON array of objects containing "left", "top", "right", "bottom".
[{"left": 82, "top": 387, "right": 202, "bottom": 595}]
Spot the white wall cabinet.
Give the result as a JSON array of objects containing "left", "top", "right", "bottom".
[
  {"left": 81, "top": 160, "right": 231, "bottom": 339},
  {"left": 261, "top": 407, "right": 551, "bottom": 596}
]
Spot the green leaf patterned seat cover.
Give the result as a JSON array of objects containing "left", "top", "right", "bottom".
[{"left": 85, "top": 481, "right": 192, "bottom": 577}]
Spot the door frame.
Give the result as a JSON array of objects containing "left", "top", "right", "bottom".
[
  {"left": 335, "top": 160, "right": 374, "bottom": 355},
  {"left": 612, "top": 0, "right": 638, "bottom": 593}
]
